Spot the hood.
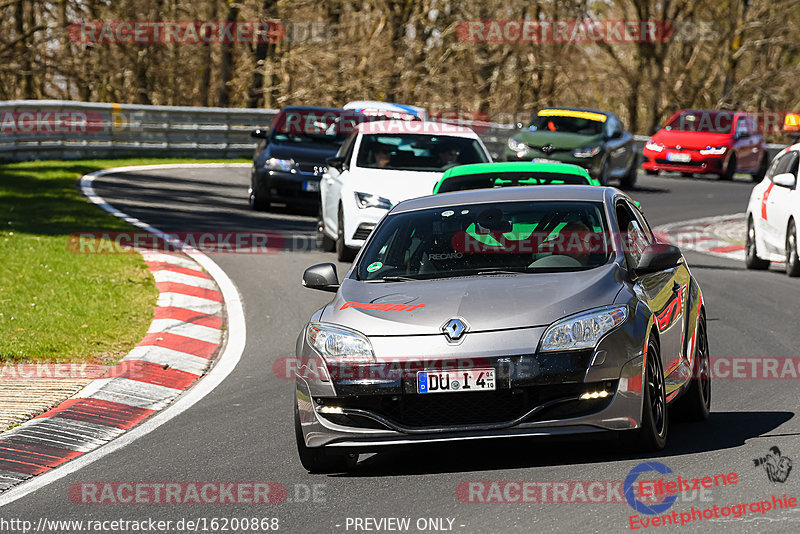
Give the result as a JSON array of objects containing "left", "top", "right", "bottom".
[
  {"left": 650, "top": 130, "right": 731, "bottom": 150},
  {"left": 515, "top": 131, "right": 603, "bottom": 150},
  {"left": 346, "top": 168, "right": 444, "bottom": 202},
  {"left": 265, "top": 141, "right": 340, "bottom": 165},
  {"left": 320, "top": 264, "right": 623, "bottom": 336}
]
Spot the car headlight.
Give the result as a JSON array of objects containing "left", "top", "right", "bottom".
[
  {"left": 699, "top": 145, "right": 727, "bottom": 155},
  {"left": 644, "top": 141, "right": 664, "bottom": 153},
  {"left": 508, "top": 137, "right": 528, "bottom": 152},
  {"left": 573, "top": 146, "right": 601, "bottom": 158},
  {"left": 540, "top": 305, "right": 628, "bottom": 352},
  {"left": 266, "top": 158, "right": 296, "bottom": 171},
  {"left": 355, "top": 192, "right": 392, "bottom": 210},
  {"left": 307, "top": 323, "right": 375, "bottom": 363}
]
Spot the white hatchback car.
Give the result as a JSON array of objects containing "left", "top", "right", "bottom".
[
  {"left": 745, "top": 144, "right": 800, "bottom": 276},
  {"left": 318, "top": 120, "right": 492, "bottom": 261}
]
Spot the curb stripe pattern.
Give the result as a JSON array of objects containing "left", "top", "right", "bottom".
[
  {"left": 0, "top": 252, "right": 225, "bottom": 493},
  {"left": 655, "top": 213, "right": 747, "bottom": 262}
]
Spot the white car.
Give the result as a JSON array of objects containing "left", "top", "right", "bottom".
[
  {"left": 318, "top": 120, "right": 492, "bottom": 261},
  {"left": 745, "top": 143, "right": 800, "bottom": 276}
]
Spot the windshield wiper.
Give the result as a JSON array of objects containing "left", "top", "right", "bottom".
[
  {"left": 474, "top": 269, "right": 528, "bottom": 276},
  {"left": 364, "top": 276, "right": 419, "bottom": 283}
]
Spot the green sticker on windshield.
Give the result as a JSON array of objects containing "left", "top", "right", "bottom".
[{"left": 367, "top": 262, "right": 383, "bottom": 272}]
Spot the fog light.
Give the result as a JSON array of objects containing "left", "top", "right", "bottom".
[
  {"left": 318, "top": 406, "right": 344, "bottom": 414},
  {"left": 580, "top": 390, "right": 609, "bottom": 400}
]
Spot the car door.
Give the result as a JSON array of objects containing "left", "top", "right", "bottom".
[
  {"left": 604, "top": 116, "right": 629, "bottom": 174},
  {"left": 768, "top": 151, "right": 800, "bottom": 253},
  {"left": 322, "top": 132, "right": 358, "bottom": 235},
  {"left": 733, "top": 116, "right": 755, "bottom": 169},
  {"left": 761, "top": 151, "right": 799, "bottom": 252},
  {"left": 618, "top": 200, "right": 689, "bottom": 388}
]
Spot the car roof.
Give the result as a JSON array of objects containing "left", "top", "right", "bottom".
[
  {"left": 537, "top": 106, "right": 612, "bottom": 117},
  {"left": 432, "top": 162, "right": 596, "bottom": 194},
  {"left": 392, "top": 185, "right": 615, "bottom": 213},
  {"left": 440, "top": 161, "right": 590, "bottom": 178},
  {"left": 356, "top": 120, "right": 479, "bottom": 138},
  {"left": 278, "top": 105, "right": 347, "bottom": 113}
]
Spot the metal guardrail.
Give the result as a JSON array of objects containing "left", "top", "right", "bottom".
[
  {"left": 0, "top": 100, "right": 279, "bottom": 161},
  {"left": 0, "top": 100, "right": 789, "bottom": 162}
]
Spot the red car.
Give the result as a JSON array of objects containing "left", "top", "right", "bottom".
[{"left": 642, "top": 109, "right": 768, "bottom": 181}]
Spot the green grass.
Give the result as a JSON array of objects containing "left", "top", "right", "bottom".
[{"left": 0, "top": 158, "right": 247, "bottom": 363}]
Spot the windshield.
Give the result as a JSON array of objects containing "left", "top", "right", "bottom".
[
  {"left": 356, "top": 134, "right": 489, "bottom": 171},
  {"left": 665, "top": 111, "right": 734, "bottom": 134},
  {"left": 436, "top": 171, "right": 590, "bottom": 193},
  {"left": 270, "top": 110, "right": 366, "bottom": 145},
  {"left": 357, "top": 200, "right": 610, "bottom": 281},
  {"left": 528, "top": 113, "right": 605, "bottom": 135}
]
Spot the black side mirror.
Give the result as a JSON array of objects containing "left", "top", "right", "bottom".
[
  {"left": 302, "top": 263, "right": 340, "bottom": 292},
  {"left": 251, "top": 128, "right": 269, "bottom": 139},
  {"left": 633, "top": 243, "right": 683, "bottom": 275},
  {"left": 325, "top": 156, "right": 347, "bottom": 172}
]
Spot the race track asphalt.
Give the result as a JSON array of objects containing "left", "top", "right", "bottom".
[{"left": 2, "top": 167, "right": 799, "bottom": 533}]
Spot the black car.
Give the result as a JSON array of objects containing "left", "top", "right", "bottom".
[
  {"left": 504, "top": 107, "right": 638, "bottom": 187},
  {"left": 249, "top": 106, "right": 366, "bottom": 211}
]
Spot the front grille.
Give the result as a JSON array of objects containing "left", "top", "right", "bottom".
[
  {"left": 318, "top": 381, "right": 615, "bottom": 430},
  {"left": 296, "top": 162, "right": 326, "bottom": 174},
  {"left": 654, "top": 158, "right": 706, "bottom": 167},
  {"left": 352, "top": 223, "right": 375, "bottom": 241}
]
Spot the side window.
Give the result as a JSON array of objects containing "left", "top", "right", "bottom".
[
  {"left": 605, "top": 117, "right": 617, "bottom": 138},
  {"left": 765, "top": 154, "right": 783, "bottom": 181},
  {"left": 736, "top": 117, "right": 750, "bottom": 136},
  {"left": 616, "top": 202, "right": 651, "bottom": 268},
  {"left": 338, "top": 132, "right": 357, "bottom": 165},
  {"left": 613, "top": 116, "right": 624, "bottom": 136},
  {"left": 770, "top": 152, "right": 799, "bottom": 183}
]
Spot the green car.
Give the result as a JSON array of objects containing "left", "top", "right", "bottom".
[
  {"left": 504, "top": 107, "right": 637, "bottom": 187},
  {"left": 433, "top": 161, "right": 600, "bottom": 194}
]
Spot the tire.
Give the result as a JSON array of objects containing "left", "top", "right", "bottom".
[
  {"left": 753, "top": 153, "right": 768, "bottom": 182},
  {"left": 316, "top": 207, "right": 335, "bottom": 252},
  {"left": 620, "top": 158, "right": 638, "bottom": 188},
  {"left": 745, "top": 217, "right": 769, "bottom": 270},
  {"left": 621, "top": 335, "right": 667, "bottom": 452},
  {"left": 671, "top": 311, "right": 711, "bottom": 421},
  {"left": 786, "top": 220, "right": 800, "bottom": 277},
  {"left": 336, "top": 205, "right": 356, "bottom": 262},
  {"left": 644, "top": 169, "right": 658, "bottom": 176},
  {"left": 294, "top": 401, "right": 358, "bottom": 473},
  {"left": 719, "top": 154, "right": 736, "bottom": 181},
  {"left": 249, "top": 181, "right": 270, "bottom": 211}
]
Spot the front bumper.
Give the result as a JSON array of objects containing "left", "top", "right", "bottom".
[
  {"left": 295, "top": 325, "right": 645, "bottom": 449},
  {"left": 254, "top": 169, "right": 321, "bottom": 206},
  {"left": 641, "top": 149, "right": 726, "bottom": 174}
]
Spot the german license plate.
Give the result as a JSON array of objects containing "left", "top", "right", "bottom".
[
  {"left": 417, "top": 369, "right": 495, "bottom": 394},
  {"left": 667, "top": 152, "right": 691, "bottom": 163},
  {"left": 302, "top": 180, "right": 320, "bottom": 192}
]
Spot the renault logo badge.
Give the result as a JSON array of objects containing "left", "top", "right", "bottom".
[{"left": 442, "top": 318, "right": 467, "bottom": 341}]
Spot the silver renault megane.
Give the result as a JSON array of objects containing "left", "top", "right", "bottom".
[{"left": 294, "top": 186, "right": 710, "bottom": 472}]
